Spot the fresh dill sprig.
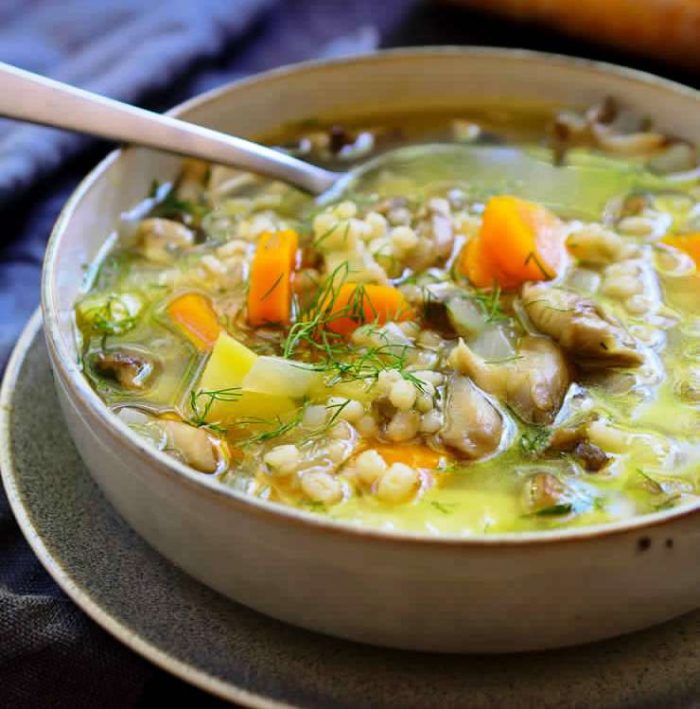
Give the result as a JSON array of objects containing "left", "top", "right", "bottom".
[
  {"left": 189, "top": 387, "right": 242, "bottom": 431},
  {"left": 524, "top": 251, "right": 552, "bottom": 280},
  {"left": 280, "top": 257, "right": 430, "bottom": 399},
  {"left": 298, "top": 499, "right": 328, "bottom": 513},
  {"left": 260, "top": 273, "right": 283, "bottom": 301},
  {"left": 637, "top": 468, "right": 664, "bottom": 494},
  {"left": 149, "top": 181, "right": 205, "bottom": 221},
  {"left": 469, "top": 284, "right": 508, "bottom": 323},
  {"left": 519, "top": 427, "right": 551, "bottom": 456},
  {"left": 80, "top": 294, "right": 140, "bottom": 348},
  {"left": 430, "top": 501, "right": 458, "bottom": 515},
  {"left": 653, "top": 494, "right": 682, "bottom": 512},
  {"left": 236, "top": 407, "right": 306, "bottom": 446},
  {"left": 636, "top": 469, "right": 683, "bottom": 511},
  {"left": 324, "top": 398, "right": 351, "bottom": 426},
  {"left": 532, "top": 503, "right": 574, "bottom": 517},
  {"left": 312, "top": 222, "right": 339, "bottom": 248},
  {"left": 228, "top": 394, "right": 360, "bottom": 450},
  {"left": 400, "top": 369, "right": 428, "bottom": 393},
  {"left": 282, "top": 261, "right": 350, "bottom": 358}
]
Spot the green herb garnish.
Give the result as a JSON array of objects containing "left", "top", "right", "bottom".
[
  {"left": 189, "top": 387, "right": 242, "bottom": 431},
  {"left": 430, "top": 501, "right": 457, "bottom": 514},
  {"left": 519, "top": 427, "right": 551, "bottom": 456},
  {"left": 470, "top": 283, "right": 509, "bottom": 323},
  {"left": 534, "top": 503, "right": 573, "bottom": 516}
]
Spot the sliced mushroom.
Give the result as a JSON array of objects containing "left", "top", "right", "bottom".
[
  {"left": 328, "top": 125, "right": 354, "bottom": 154},
  {"left": 336, "top": 131, "right": 376, "bottom": 161},
  {"left": 521, "top": 472, "right": 570, "bottom": 514},
  {"left": 93, "top": 350, "right": 155, "bottom": 390},
  {"left": 176, "top": 158, "right": 208, "bottom": 203},
  {"left": 439, "top": 375, "right": 504, "bottom": 460},
  {"left": 448, "top": 336, "right": 571, "bottom": 425},
  {"left": 522, "top": 283, "right": 643, "bottom": 368},
  {"left": 592, "top": 124, "right": 666, "bottom": 156},
  {"left": 548, "top": 426, "right": 611, "bottom": 472},
  {"left": 161, "top": 419, "right": 222, "bottom": 474},
  {"left": 572, "top": 441, "right": 611, "bottom": 472},
  {"left": 136, "top": 217, "right": 195, "bottom": 263},
  {"left": 551, "top": 97, "right": 667, "bottom": 161}
]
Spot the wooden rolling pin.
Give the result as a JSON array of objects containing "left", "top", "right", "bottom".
[{"left": 443, "top": 0, "right": 700, "bottom": 71}]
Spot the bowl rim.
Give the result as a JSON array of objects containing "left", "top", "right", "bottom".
[{"left": 41, "top": 46, "right": 700, "bottom": 547}]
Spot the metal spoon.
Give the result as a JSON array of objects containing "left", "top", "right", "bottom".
[
  {"left": 0, "top": 62, "right": 339, "bottom": 195},
  {"left": 0, "top": 62, "right": 670, "bottom": 211}
]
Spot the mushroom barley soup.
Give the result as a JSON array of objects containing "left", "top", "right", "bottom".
[{"left": 75, "top": 102, "right": 700, "bottom": 534}]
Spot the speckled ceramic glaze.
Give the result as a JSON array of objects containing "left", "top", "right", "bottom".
[
  {"left": 39, "top": 49, "right": 700, "bottom": 653},
  {"left": 1, "top": 314, "right": 700, "bottom": 707}
]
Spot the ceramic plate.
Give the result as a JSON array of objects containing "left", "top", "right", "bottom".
[{"left": 2, "top": 312, "right": 699, "bottom": 708}]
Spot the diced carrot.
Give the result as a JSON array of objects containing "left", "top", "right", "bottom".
[
  {"left": 662, "top": 233, "right": 700, "bottom": 266},
  {"left": 371, "top": 444, "right": 443, "bottom": 469},
  {"left": 459, "top": 196, "right": 566, "bottom": 290},
  {"left": 484, "top": 196, "right": 566, "bottom": 281},
  {"left": 322, "top": 282, "right": 413, "bottom": 335},
  {"left": 459, "top": 231, "right": 511, "bottom": 289},
  {"left": 247, "top": 229, "right": 299, "bottom": 326},
  {"left": 167, "top": 292, "right": 221, "bottom": 351}
]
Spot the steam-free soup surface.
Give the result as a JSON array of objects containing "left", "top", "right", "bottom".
[{"left": 75, "top": 101, "right": 700, "bottom": 535}]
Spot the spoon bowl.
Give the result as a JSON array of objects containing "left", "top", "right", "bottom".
[
  {"left": 0, "top": 62, "right": 673, "bottom": 215},
  {"left": 329, "top": 142, "right": 672, "bottom": 217}
]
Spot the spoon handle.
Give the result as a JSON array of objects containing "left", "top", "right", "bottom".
[{"left": 0, "top": 62, "right": 337, "bottom": 194}]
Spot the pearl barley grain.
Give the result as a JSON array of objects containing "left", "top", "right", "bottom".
[
  {"left": 313, "top": 212, "right": 335, "bottom": 237},
  {"left": 390, "top": 225, "right": 418, "bottom": 252},
  {"left": 376, "top": 463, "right": 419, "bottom": 503},
  {"left": 264, "top": 445, "right": 300, "bottom": 475},
  {"left": 420, "top": 410, "right": 442, "bottom": 434},
  {"left": 335, "top": 201, "right": 357, "bottom": 220},
  {"left": 365, "top": 211, "right": 388, "bottom": 239},
  {"left": 355, "top": 449, "right": 387, "bottom": 485},
  {"left": 386, "top": 410, "right": 420, "bottom": 442},
  {"left": 389, "top": 379, "right": 417, "bottom": 410},
  {"left": 303, "top": 405, "right": 328, "bottom": 428},
  {"left": 328, "top": 397, "right": 364, "bottom": 423},
  {"left": 356, "top": 415, "right": 378, "bottom": 438},
  {"left": 301, "top": 470, "right": 343, "bottom": 505}
]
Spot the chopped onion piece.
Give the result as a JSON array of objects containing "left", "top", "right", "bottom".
[
  {"left": 470, "top": 326, "right": 516, "bottom": 361},
  {"left": 446, "top": 297, "right": 486, "bottom": 338}
]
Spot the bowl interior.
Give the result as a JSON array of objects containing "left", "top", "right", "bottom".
[{"left": 42, "top": 48, "right": 700, "bottom": 540}]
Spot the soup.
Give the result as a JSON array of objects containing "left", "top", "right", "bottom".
[{"left": 74, "top": 100, "right": 700, "bottom": 535}]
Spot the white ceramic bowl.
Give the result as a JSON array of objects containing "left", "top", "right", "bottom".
[{"left": 41, "top": 48, "right": 700, "bottom": 653}]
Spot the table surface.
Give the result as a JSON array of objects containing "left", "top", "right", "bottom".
[{"left": 1, "top": 1, "right": 698, "bottom": 706}]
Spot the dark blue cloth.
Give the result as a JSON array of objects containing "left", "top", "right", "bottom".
[
  {"left": 0, "top": 0, "right": 276, "bottom": 203},
  {"left": 0, "top": 1, "right": 698, "bottom": 706}
]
